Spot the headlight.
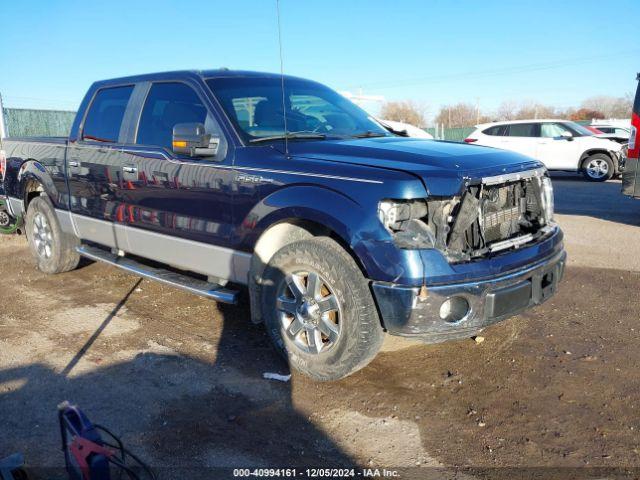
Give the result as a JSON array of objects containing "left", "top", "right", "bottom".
[
  {"left": 540, "top": 176, "right": 554, "bottom": 224},
  {"left": 377, "top": 199, "right": 435, "bottom": 249},
  {"left": 378, "top": 199, "right": 427, "bottom": 231}
]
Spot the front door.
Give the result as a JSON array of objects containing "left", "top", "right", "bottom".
[
  {"left": 536, "top": 122, "right": 580, "bottom": 170},
  {"left": 117, "top": 81, "right": 241, "bottom": 280}
]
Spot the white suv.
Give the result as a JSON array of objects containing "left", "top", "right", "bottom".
[{"left": 465, "top": 119, "right": 625, "bottom": 181}]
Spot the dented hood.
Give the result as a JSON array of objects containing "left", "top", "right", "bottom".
[{"left": 288, "top": 137, "right": 544, "bottom": 195}]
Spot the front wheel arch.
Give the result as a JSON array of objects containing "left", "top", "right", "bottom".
[{"left": 248, "top": 218, "right": 368, "bottom": 325}]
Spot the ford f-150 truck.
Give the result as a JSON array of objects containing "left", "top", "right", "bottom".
[{"left": 0, "top": 70, "right": 566, "bottom": 380}]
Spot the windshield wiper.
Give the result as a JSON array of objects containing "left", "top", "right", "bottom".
[
  {"left": 351, "top": 131, "right": 388, "bottom": 139},
  {"left": 249, "top": 132, "right": 327, "bottom": 143}
]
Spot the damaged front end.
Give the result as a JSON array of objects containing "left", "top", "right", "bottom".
[
  {"left": 378, "top": 168, "right": 555, "bottom": 262},
  {"left": 373, "top": 167, "right": 564, "bottom": 343}
]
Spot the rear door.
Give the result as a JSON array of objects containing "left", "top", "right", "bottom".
[
  {"left": 622, "top": 75, "right": 640, "bottom": 197},
  {"left": 477, "top": 124, "right": 507, "bottom": 148},
  {"left": 500, "top": 123, "right": 540, "bottom": 158},
  {"left": 535, "top": 122, "right": 581, "bottom": 170},
  {"left": 67, "top": 84, "right": 135, "bottom": 248}
]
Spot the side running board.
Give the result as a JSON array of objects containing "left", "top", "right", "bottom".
[{"left": 76, "top": 244, "right": 239, "bottom": 304}]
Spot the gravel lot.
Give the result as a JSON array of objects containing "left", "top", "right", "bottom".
[{"left": 1, "top": 173, "right": 639, "bottom": 479}]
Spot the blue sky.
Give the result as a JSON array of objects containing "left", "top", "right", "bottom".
[{"left": 1, "top": 0, "right": 639, "bottom": 121}]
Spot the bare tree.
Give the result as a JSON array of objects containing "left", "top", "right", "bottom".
[
  {"left": 434, "top": 103, "right": 487, "bottom": 128},
  {"left": 581, "top": 95, "right": 632, "bottom": 119},
  {"left": 495, "top": 100, "right": 520, "bottom": 121},
  {"left": 379, "top": 100, "right": 427, "bottom": 127},
  {"left": 515, "top": 101, "right": 556, "bottom": 120}
]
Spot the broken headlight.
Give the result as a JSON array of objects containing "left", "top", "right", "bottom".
[
  {"left": 378, "top": 199, "right": 435, "bottom": 249},
  {"left": 540, "top": 176, "right": 554, "bottom": 224}
]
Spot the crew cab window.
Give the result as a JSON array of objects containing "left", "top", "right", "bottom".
[
  {"left": 540, "top": 123, "right": 571, "bottom": 138},
  {"left": 136, "top": 82, "right": 219, "bottom": 150},
  {"left": 506, "top": 123, "right": 538, "bottom": 137},
  {"left": 82, "top": 85, "right": 134, "bottom": 143}
]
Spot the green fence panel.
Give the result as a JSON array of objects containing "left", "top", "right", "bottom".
[
  {"left": 424, "top": 126, "right": 475, "bottom": 142},
  {"left": 3, "top": 108, "right": 76, "bottom": 137}
]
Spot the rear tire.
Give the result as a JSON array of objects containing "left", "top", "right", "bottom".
[
  {"left": 261, "top": 237, "right": 384, "bottom": 381},
  {"left": 582, "top": 153, "right": 614, "bottom": 182},
  {"left": 25, "top": 196, "right": 80, "bottom": 274}
]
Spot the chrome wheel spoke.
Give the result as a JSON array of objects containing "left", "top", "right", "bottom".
[
  {"left": 287, "top": 274, "right": 306, "bottom": 300},
  {"left": 305, "top": 326, "right": 322, "bottom": 354},
  {"left": 287, "top": 317, "right": 304, "bottom": 336},
  {"left": 317, "top": 294, "right": 338, "bottom": 314},
  {"left": 276, "top": 296, "right": 297, "bottom": 315},
  {"left": 306, "top": 272, "right": 322, "bottom": 298}
]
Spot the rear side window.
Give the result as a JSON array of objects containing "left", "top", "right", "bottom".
[
  {"left": 483, "top": 125, "right": 506, "bottom": 136},
  {"left": 506, "top": 123, "right": 538, "bottom": 137},
  {"left": 82, "top": 86, "right": 134, "bottom": 143},
  {"left": 137, "top": 82, "right": 211, "bottom": 149}
]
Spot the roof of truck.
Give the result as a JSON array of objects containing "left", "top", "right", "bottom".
[{"left": 93, "top": 69, "right": 310, "bottom": 87}]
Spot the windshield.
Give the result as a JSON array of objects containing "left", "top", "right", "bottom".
[
  {"left": 206, "top": 76, "right": 390, "bottom": 143},
  {"left": 563, "top": 121, "right": 595, "bottom": 137}
]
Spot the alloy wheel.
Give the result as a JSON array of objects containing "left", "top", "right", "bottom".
[
  {"left": 32, "top": 212, "right": 53, "bottom": 259},
  {"left": 276, "top": 271, "right": 342, "bottom": 354},
  {"left": 585, "top": 158, "right": 609, "bottom": 180}
]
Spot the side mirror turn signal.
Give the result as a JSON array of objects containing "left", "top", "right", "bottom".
[{"left": 172, "top": 123, "right": 219, "bottom": 157}]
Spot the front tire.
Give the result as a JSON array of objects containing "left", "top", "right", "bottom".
[
  {"left": 582, "top": 154, "right": 614, "bottom": 182},
  {"left": 261, "top": 237, "right": 384, "bottom": 381},
  {"left": 25, "top": 196, "right": 80, "bottom": 274}
]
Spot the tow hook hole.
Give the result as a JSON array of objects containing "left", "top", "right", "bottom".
[{"left": 439, "top": 296, "right": 470, "bottom": 323}]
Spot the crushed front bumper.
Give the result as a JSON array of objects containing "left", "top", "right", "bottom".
[{"left": 371, "top": 249, "right": 566, "bottom": 343}]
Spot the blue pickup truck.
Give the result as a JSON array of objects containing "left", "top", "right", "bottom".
[{"left": 0, "top": 70, "right": 565, "bottom": 380}]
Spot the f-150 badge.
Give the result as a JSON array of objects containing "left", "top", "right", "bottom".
[{"left": 235, "top": 173, "right": 273, "bottom": 184}]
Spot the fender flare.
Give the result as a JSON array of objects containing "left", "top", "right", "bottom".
[
  {"left": 16, "top": 160, "right": 60, "bottom": 210},
  {"left": 240, "top": 184, "right": 383, "bottom": 254},
  {"left": 243, "top": 185, "right": 386, "bottom": 324}
]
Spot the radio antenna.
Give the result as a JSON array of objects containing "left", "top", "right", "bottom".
[{"left": 276, "top": 0, "right": 289, "bottom": 157}]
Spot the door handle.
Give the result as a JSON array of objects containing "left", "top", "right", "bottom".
[{"left": 123, "top": 166, "right": 138, "bottom": 174}]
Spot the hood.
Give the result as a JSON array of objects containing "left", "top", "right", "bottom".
[
  {"left": 288, "top": 137, "right": 543, "bottom": 195},
  {"left": 587, "top": 135, "right": 624, "bottom": 149}
]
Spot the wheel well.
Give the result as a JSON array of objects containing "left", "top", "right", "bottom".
[
  {"left": 248, "top": 219, "right": 369, "bottom": 324},
  {"left": 23, "top": 180, "right": 45, "bottom": 211},
  {"left": 579, "top": 149, "right": 614, "bottom": 168}
]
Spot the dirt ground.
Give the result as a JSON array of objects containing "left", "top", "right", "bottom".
[{"left": 1, "top": 173, "right": 640, "bottom": 479}]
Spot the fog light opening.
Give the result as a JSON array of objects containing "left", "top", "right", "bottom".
[{"left": 439, "top": 296, "right": 470, "bottom": 323}]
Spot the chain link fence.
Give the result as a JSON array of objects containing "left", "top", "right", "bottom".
[
  {"left": 4, "top": 107, "right": 589, "bottom": 143},
  {"left": 2, "top": 107, "right": 76, "bottom": 137},
  {"left": 425, "top": 126, "right": 475, "bottom": 142}
]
